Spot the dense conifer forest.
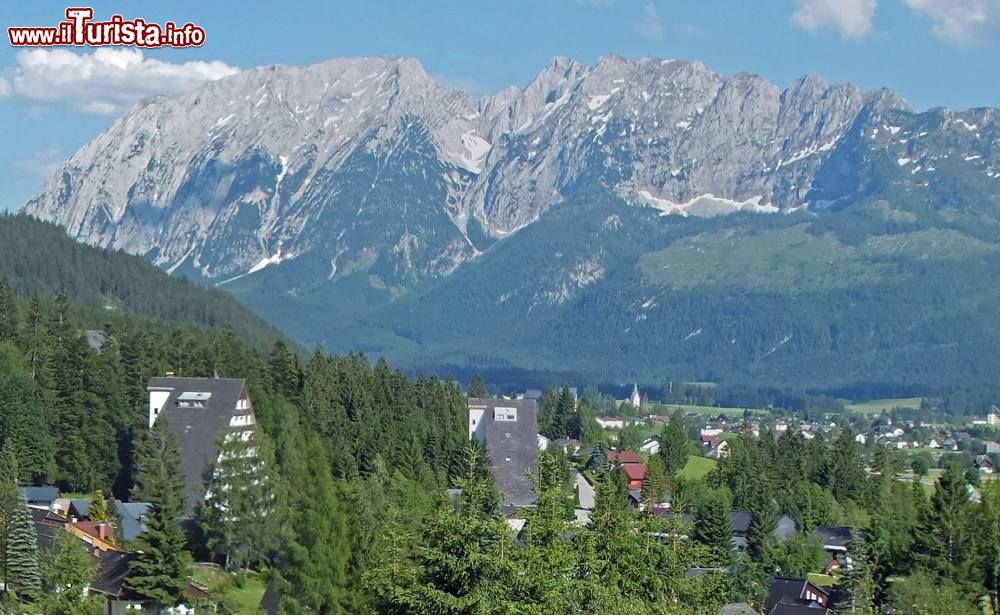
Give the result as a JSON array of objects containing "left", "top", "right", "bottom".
[
  {"left": 0, "top": 214, "right": 283, "bottom": 350},
  {"left": 1, "top": 270, "right": 999, "bottom": 614}
]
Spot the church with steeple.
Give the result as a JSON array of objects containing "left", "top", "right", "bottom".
[{"left": 629, "top": 383, "right": 641, "bottom": 409}]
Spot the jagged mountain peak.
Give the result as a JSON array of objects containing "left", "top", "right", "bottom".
[{"left": 24, "top": 53, "right": 998, "bottom": 291}]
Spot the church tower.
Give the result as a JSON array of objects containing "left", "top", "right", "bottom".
[{"left": 629, "top": 383, "right": 641, "bottom": 409}]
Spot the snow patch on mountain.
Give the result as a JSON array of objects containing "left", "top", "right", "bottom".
[
  {"left": 25, "top": 53, "right": 951, "bottom": 287},
  {"left": 633, "top": 190, "right": 778, "bottom": 217}
]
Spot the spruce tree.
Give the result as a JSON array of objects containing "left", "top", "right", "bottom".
[
  {"left": 588, "top": 442, "right": 610, "bottom": 477},
  {"left": 467, "top": 373, "right": 488, "bottom": 399},
  {"left": 641, "top": 455, "right": 668, "bottom": 509},
  {"left": 88, "top": 490, "right": 110, "bottom": 523},
  {"left": 557, "top": 387, "right": 580, "bottom": 439},
  {"left": 0, "top": 278, "right": 16, "bottom": 344},
  {"left": 836, "top": 529, "right": 877, "bottom": 615},
  {"left": 268, "top": 340, "right": 300, "bottom": 400},
  {"left": 658, "top": 410, "right": 688, "bottom": 476},
  {"left": 591, "top": 465, "right": 630, "bottom": 533},
  {"left": 131, "top": 418, "right": 184, "bottom": 503},
  {"left": 746, "top": 481, "right": 777, "bottom": 565},
  {"left": 126, "top": 418, "right": 188, "bottom": 608},
  {"left": 18, "top": 295, "right": 50, "bottom": 386},
  {"left": 912, "top": 463, "right": 975, "bottom": 583},
  {"left": 0, "top": 450, "right": 40, "bottom": 596},
  {"left": 0, "top": 346, "right": 54, "bottom": 483},
  {"left": 694, "top": 492, "right": 733, "bottom": 565},
  {"left": 831, "top": 427, "right": 865, "bottom": 504},
  {"left": 39, "top": 531, "right": 96, "bottom": 614},
  {"left": 277, "top": 438, "right": 354, "bottom": 613},
  {"left": 200, "top": 428, "right": 283, "bottom": 569}
]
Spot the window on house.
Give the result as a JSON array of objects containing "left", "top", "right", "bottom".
[
  {"left": 229, "top": 414, "right": 255, "bottom": 427},
  {"left": 495, "top": 407, "right": 517, "bottom": 421},
  {"left": 177, "top": 392, "right": 211, "bottom": 408}
]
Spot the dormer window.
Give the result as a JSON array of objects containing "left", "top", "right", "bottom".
[
  {"left": 495, "top": 407, "right": 517, "bottom": 421},
  {"left": 177, "top": 391, "right": 211, "bottom": 408}
]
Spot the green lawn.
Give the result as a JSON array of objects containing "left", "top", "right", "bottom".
[
  {"left": 896, "top": 468, "right": 944, "bottom": 494},
  {"left": 679, "top": 455, "right": 717, "bottom": 480},
  {"left": 645, "top": 403, "right": 754, "bottom": 418},
  {"left": 189, "top": 564, "right": 266, "bottom": 613},
  {"left": 808, "top": 573, "right": 839, "bottom": 587},
  {"left": 845, "top": 397, "right": 923, "bottom": 414},
  {"left": 228, "top": 576, "right": 267, "bottom": 614}
]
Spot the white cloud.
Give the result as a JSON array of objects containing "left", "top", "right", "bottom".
[
  {"left": 904, "top": 0, "right": 1000, "bottom": 45},
  {"left": 6, "top": 48, "right": 239, "bottom": 115},
  {"left": 792, "top": 0, "right": 877, "bottom": 39},
  {"left": 637, "top": 2, "right": 664, "bottom": 40},
  {"left": 0, "top": 77, "right": 10, "bottom": 98}
]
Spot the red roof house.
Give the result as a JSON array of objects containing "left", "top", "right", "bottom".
[
  {"left": 608, "top": 450, "right": 643, "bottom": 465},
  {"left": 623, "top": 463, "right": 647, "bottom": 489}
]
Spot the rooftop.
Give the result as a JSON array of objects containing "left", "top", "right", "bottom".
[
  {"left": 468, "top": 398, "right": 539, "bottom": 506},
  {"left": 608, "top": 450, "right": 642, "bottom": 465},
  {"left": 814, "top": 526, "right": 853, "bottom": 549},
  {"left": 148, "top": 376, "right": 251, "bottom": 516}
]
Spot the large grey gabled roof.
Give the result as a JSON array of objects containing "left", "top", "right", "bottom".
[
  {"left": 148, "top": 376, "right": 250, "bottom": 517},
  {"left": 469, "top": 398, "right": 538, "bottom": 507}
]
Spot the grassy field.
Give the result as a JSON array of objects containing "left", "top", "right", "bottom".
[
  {"left": 808, "top": 573, "right": 839, "bottom": 588},
  {"left": 845, "top": 397, "right": 923, "bottom": 414},
  {"left": 645, "top": 403, "right": 754, "bottom": 418},
  {"left": 638, "top": 225, "right": 880, "bottom": 292},
  {"left": 679, "top": 455, "right": 717, "bottom": 480},
  {"left": 189, "top": 564, "right": 266, "bottom": 612}
]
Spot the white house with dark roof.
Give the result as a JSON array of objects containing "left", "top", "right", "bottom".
[
  {"left": 468, "top": 398, "right": 538, "bottom": 507},
  {"left": 147, "top": 376, "right": 259, "bottom": 517}
]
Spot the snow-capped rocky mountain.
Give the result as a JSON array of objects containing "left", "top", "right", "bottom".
[{"left": 24, "top": 54, "right": 998, "bottom": 285}]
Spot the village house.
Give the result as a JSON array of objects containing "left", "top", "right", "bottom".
[
  {"left": 469, "top": 398, "right": 539, "bottom": 507},
  {"left": 623, "top": 464, "right": 647, "bottom": 491},
  {"left": 596, "top": 416, "right": 625, "bottom": 429},
  {"left": 147, "top": 376, "right": 260, "bottom": 517},
  {"left": 706, "top": 439, "right": 730, "bottom": 460},
  {"left": 639, "top": 436, "right": 660, "bottom": 455},
  {"left": 551, "top": 437, "right": 583, "bottom": 457},
  {"left": 652, "top": 510, "right": 796, "bottom": 550},
  {"left": 65, "top": 498, "right": 150, "bottom": 543},
  {"left": 973, "top": 405, "right": 1000, "bottom": 426},
  {"left": 814, "top": 526, "right": 853, "bottom": 573},
  {"left": 976, "top": 455, "right": 994, "bottom": 474},
  {"left": 28, "top": 488, "right": 198, "bottom": 613},
  {"left": 763, "top": 576, "right": 833, "bottom": 614},
  {"left": 20, "top": 486, "right": 59, "bottom": 510},
  {"left": 607, "top": 449, "right": 643, "bottom": 465}
]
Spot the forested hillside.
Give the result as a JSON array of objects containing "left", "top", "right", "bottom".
[
  {"left": 233, "top": 184, "right": 1000, "bottom": 396},
  {"left": 0, "top": 282, "right": 473, "bottom": 611},
  {"left": 2, "top": 278, "right": 998, "bottom": 613},
  {"left": 0, "top": 214, "right": 283, "bottom": 349}
]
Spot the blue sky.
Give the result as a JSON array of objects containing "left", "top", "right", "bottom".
[{"left": 1, "top": 0, "right": 998, "bottom": 211}]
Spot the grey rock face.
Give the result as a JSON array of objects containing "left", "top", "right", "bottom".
[{"left": 28, "top": 54, "right": 988, "bottom": 285}]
